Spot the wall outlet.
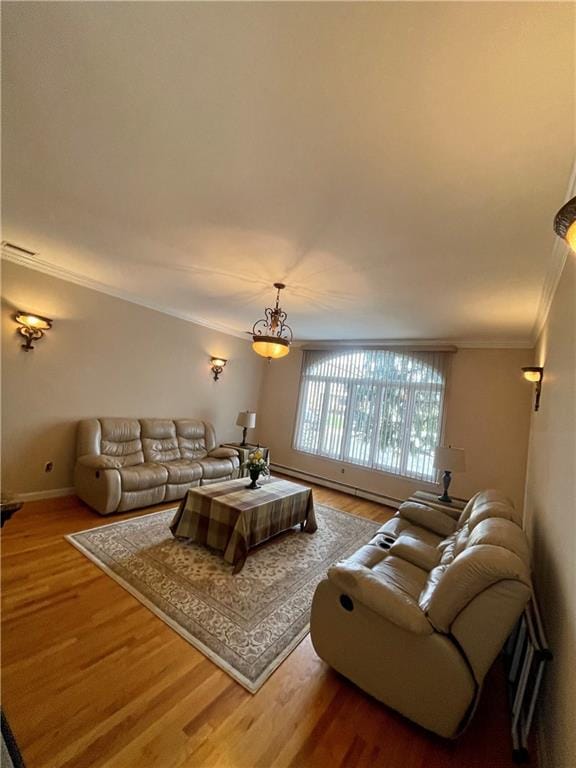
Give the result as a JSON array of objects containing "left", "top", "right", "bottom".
[
  {"left": 44, "top": 461, "right": 54, "bottom": 473},
  {"left": 340, "top": 468, "right": 345, "bottom": 474}
]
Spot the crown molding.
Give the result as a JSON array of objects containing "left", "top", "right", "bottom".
[
  {"left": 532, "top": 160, "right": 576, "bottom": 343},
  {"left": 1, "top": 247, "right": 248, "bottom": 340},
  {"left": 532, "top": 237, "right": 570, "bottom": 343},
  {"left": 295, "top": 338, "right": 534, "bottom": 350},
  {"left": 447, "top": 340, "right": 533, "bottom": 349},
  {"left": 2, "top": 246, "right": 535, "bottom": 350}
]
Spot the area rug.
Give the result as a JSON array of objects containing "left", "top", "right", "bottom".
[{"left": 66, "top": 504, "right": 379, "bottom": 692}]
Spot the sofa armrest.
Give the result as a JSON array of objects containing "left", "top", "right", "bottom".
[
  {"left": 327, "top": 562, "right": 433, "bottom": 635},
  {"left": 208, "top": 447, "right": 239, "bottom": 459},
  {"left": 398, "top": 502, "right": 457, "bottom": 537},
  {"left": 77, "top": 454, "right": 123, "bottom": 470},
  {"left": 74, "top": 462, "right": 121, "bottom": 514}
]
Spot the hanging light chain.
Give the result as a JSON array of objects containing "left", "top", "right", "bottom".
[{"left": 251, "top": 283, "right": 293, "bottom": 342}]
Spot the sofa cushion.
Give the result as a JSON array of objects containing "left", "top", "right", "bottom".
[
  {"left": 197, "top": 457, "right": 236, "bottom": 480},
  {"left": 176, "top": 420, "right": 209, "bottom": 460},
  {"left": 100, "top": 417, "right": 141, "bottom": 443},
  {"left": 100, "top": 418, "right": 144, "bottom": 467},
  {"left": 438, "top": 524, "right": 471, "bottom": 565},
  {"left": 378, "top": 517, "right": 444, "bottom": 547},
  {"left": 118, "top": 463, "right": 168, "bottom": 492},
  {"left": 420, "top": 545, "right": 531, "bottom": 632},
  {"left": 468, "top": 500, "right": 522, "bottom": 530},
  {"left": 457, "top": 489, "right": 514, "bottom": 527},
  {"left": 398, "top": 502, "right": 457, "bottom": 537},
  {"left": 159, "top": 459, "right": 202, "bottom": 485},
  {"left": 390, "top": 535, "right": 441, "bottom": 572},
  {"left": 118, "top": 486, "right": 166, "bottom": 512},
  {"left": 372, "top": 555, "right": 429, "bottom": 603},
  {"left": 141, "top": 419, "right": 181, "bottom": 463},
  {"left": 466, "top": 518, "right": 530, "bottom": 564},
  {"left": 140, "top": 419, "right": 175, "bottom": 439}
]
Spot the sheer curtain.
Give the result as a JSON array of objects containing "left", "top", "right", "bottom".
[{"left": 293, "top": 348, "right": 451, "bottom": 482}]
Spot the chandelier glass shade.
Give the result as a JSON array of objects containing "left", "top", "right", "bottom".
[
  {"left": 251, "top": 283, "right": 293, "bottom": 360},
  {"left": 553, "top": 196, "right": 576, "bottom": 252}
]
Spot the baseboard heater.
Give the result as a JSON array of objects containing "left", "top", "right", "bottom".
[
  {"left": 269, "top": 463, "right": 402, "bottom": 509},
  {"left": 504, "top": 594, "right": 552, "bottom": 763}
]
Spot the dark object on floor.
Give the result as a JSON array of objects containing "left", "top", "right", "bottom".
[
  {"left": 0, "top": 500, "right": 22, "bottom": 528},
  {"left": 1, "top": 709, "right": 26, "bottom": 768},
  {"left": 504, "top": 595, "right": 552, "bottom": 763}
]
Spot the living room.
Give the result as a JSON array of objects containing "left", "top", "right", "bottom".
[{"left": 1, "top": 3, "right": 574, "bottom": 768}]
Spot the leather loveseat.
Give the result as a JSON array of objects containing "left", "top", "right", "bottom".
[
  {"left": 74, "top": 418, "right": 240, "bottom": 515},
  {"left": 310, "top": 489, "right": 532, "bottom": 738}
]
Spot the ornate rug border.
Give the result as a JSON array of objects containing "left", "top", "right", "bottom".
[{"left": 65, "top": 503, "right": 381, "bottom": 693}]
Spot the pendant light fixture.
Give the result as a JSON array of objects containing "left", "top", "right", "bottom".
[
  {"left": 250, "top": 282, "right": 293, "bottom": 360},
  {"left": 553, "top": 196, "right": 576, "bottom": 252}
]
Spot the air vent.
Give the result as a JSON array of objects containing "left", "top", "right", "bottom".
[{"left": 1, "top": 241, "right": 38, "bottom": 257}]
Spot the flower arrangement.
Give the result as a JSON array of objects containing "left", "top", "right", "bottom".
[{"left": 244, "top": 448, "right": 270, "bottom": 476}]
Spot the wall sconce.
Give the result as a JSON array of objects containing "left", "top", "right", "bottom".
[
  {"left": 15, "top": 311, "right": 53, "bottom": 351},
  {"left": 522, "top": 367, "right": 544, "bottom": 411},
  {"left": 210, "top": 357, "right": 227, "bottom": 381},
  {"left": 553, "top": 195, "right": 576, "bottom": 252}
]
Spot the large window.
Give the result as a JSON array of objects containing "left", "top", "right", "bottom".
[{"left": 293, "top": 349, "right": 449, "bottom": 481}]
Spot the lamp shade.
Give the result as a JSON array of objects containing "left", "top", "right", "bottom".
[
  {"left": 252, "top": 337, "right": 290, "bottom": 360},
  {"left": 236, "top": 411, "right": 256, "bottom": 429},
  {"left": 433, "top": 446, "right": 466, "bottom": 472},
  {"left": 522, "top": 367, "right": 543, "bottom": 383},
  {"left": 15, "top": 312, "right": 52, "bottom": 331}
]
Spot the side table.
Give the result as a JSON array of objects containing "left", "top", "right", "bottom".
[
  {"left": 221, "top": 443, "right": 270, "bottom": 478},
  {"left": 408, "top": 490, "right": 467, "bottom": 522}
]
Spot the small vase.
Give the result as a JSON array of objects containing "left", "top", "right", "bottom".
[{"left": 247, "top": 469, "right": 261, "bottom": 489}]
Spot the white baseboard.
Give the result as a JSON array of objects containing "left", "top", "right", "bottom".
[
  {"left": 16, "top": 487, "right": 75, "bottom": 502},
  {"left": 270, "top": 463, "right": 401, "bottom": 510},
  {"left": 15, "top": 472, "right": 402, "bottom": 509}
]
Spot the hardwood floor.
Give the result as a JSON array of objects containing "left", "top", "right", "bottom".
[{"left": 2, "top": 481, "right": 525, "bottom": 768}]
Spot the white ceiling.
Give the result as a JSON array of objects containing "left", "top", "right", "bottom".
[{"left": 2, "top": 2, "right": 574, "bottom": 345}]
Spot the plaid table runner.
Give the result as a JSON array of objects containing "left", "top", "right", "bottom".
[{"left": 170, "top": 476, "right": 317, "bottom": 571}]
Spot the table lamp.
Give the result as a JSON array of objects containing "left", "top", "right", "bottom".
[
  {"left": 433, "top": 446, "right": 466, "bottom": 503},
  {"left": 236, "top": 411, "right": 256, "bottom": 446}
]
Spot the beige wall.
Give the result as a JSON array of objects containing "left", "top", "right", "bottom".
[
  {"left": 523, "top": 255, "right": 575, "bottom": 768},
  {"left": 258, "top": 347, "right": 533, "bottom": 508},
  {"left": 3, "top": 259, "right": 534, "bottom": 509},
  {"left": 1, "top": 261, "right": 265, "bottom": 495}
]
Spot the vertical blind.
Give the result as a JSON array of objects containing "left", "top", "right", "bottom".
[{"left": 293, "top": 349, "right": 450, "bottom": 482}]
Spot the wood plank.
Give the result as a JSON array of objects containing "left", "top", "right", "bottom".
[{"left": 1, "top": 479, "right": 527, "bottom": 767}]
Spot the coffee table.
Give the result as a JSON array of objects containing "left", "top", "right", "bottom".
[{"left": 170, "top": 476, "right": 317, "bottom": 572}]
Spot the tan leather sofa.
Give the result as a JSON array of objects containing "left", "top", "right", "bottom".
[
  {"left": 74, "top": 418, "right": 240, "bottom": 515},
  {"left": 310, "top": 490, "right": 532, "bottom": 738}
]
